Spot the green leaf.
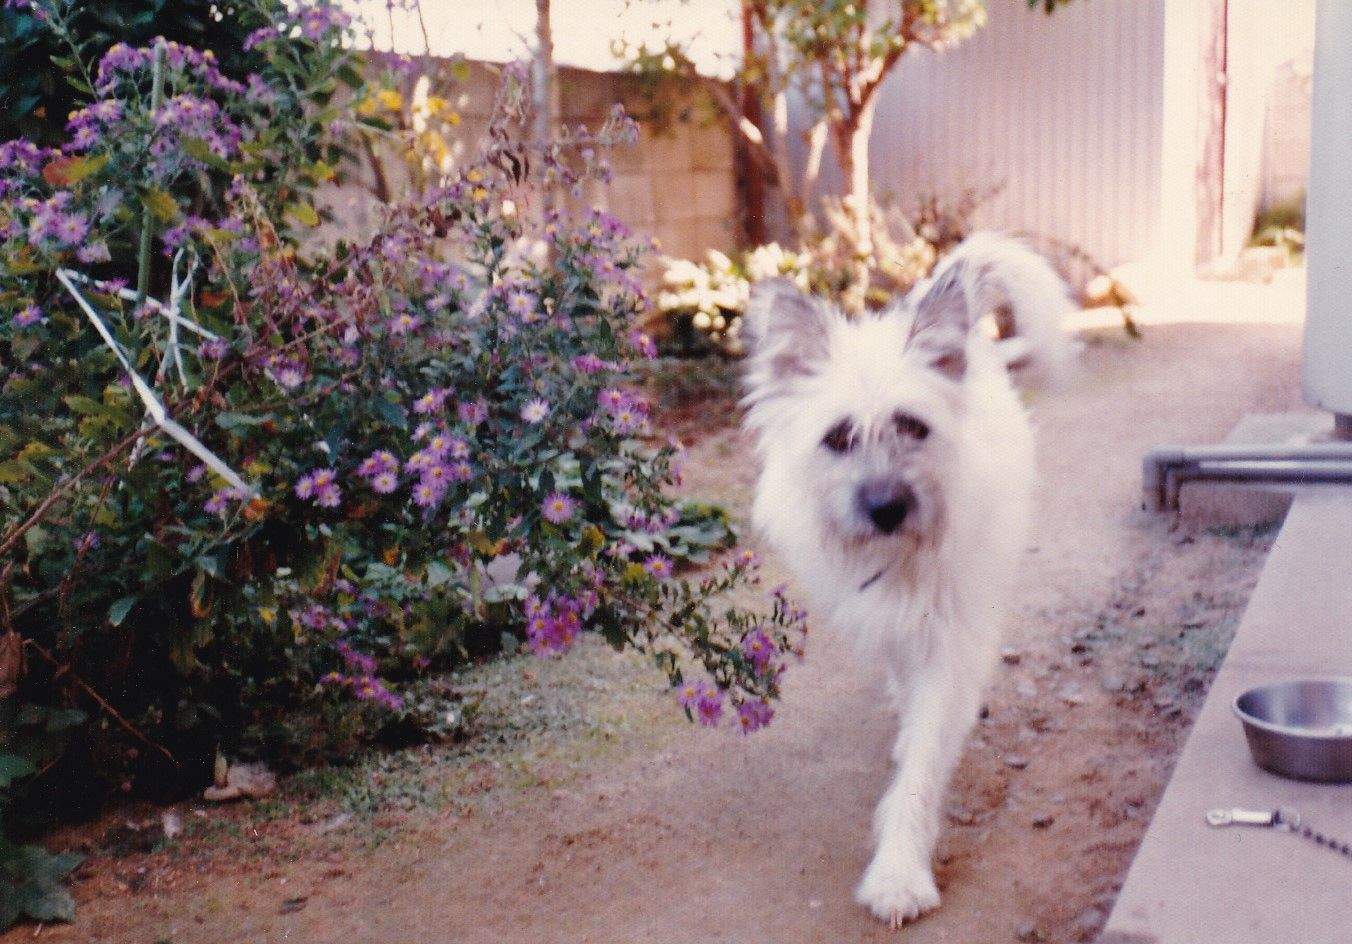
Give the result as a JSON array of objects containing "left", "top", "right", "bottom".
[
  {"left": 4, "top": 846, "right": 81, "bottom": 924},
  {"left": 425, "top": 560, "right": 453, "bottom": 588},
  {"left": 42, "top": 153, "right": 109, "bottom": 187},
  {"left": 285, "top": 201, "right": 320, "bottom": 228},
  {"left": 40, "top": 709, "right": 85, "bottom": 735},
  {"left": 0, "top": 755, "right": 36, "bottom": 789},
  {"left": 0, "top": 461, "right": 32, "bottom": 484},
  {"left": 215, "top": 412, "right": 267, "bottom": 432},
  {"left": 63, "top": 394, "right": 126, "bottom": 423},
  {"left": 16, "top": 881, "right": 76, "bottom": 924},
  {"left": 107, "top": 596, "right": 136, "bottom": 627},
  {"left": 141, "top": 188, "right": 179, "bottom": 223},
  {"left": 373, "top": 396, "right": 406, "bottom": 430},
  {"left": 143, "top": 538, "right": 175, "bottom": 579},
  {"left": 308, "top": 159, "right": 336, "bottom": 182},
  {"left": 180, "top": 136, "right": 234, "bottom": 172}
]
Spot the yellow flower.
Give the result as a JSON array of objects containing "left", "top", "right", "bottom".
[{"left": 377, "top": 88, "right": 404, "bottom": 112}]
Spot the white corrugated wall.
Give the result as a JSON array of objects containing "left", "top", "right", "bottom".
[{"left": 795, "top": 0, "right": 1166, "bottom": 274}]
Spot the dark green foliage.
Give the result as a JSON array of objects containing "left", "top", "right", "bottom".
[{"left": 0, "top": 0, "right": 262, "bottom": 145}]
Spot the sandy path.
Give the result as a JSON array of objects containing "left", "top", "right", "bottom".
[{"left": 17, "top": 277, "right": 1312, "bottom": 944}]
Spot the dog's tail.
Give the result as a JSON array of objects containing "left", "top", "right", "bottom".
[{"left": 909, "top": 231, "right": 1076, "bottom": 381}]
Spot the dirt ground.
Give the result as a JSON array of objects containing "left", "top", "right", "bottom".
[{"left": 10, "top": 276, "right": 1315, "bottom": 944}]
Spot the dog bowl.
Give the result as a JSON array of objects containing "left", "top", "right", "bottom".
[{"left": 1234, "top": 679, "right": 1352, "bottom": 782}]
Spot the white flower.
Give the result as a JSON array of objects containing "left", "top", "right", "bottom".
[{"left": 520, "top": 398, "right": 550, "bottom": 424}]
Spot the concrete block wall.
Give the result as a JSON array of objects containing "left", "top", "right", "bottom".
[{"left": 317, "top": 58, "right": 740, "bottom": 271}]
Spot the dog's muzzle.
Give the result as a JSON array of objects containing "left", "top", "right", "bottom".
[{"left": 858, "top": 481, "right": 915, "bottom": 535}]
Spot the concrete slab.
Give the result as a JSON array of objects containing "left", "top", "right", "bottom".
[{"left": 1100, "top": 490, "right": 1352, "bottom": 943}]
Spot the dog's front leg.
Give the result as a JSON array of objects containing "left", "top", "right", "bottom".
[{"left": 856, "top": 658, "right": 983, "bottom": 928}]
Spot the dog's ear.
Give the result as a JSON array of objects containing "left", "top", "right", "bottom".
[
  {"left": 743, "top": 277, "right": 833, "bottom": 387},
  {"left": 905, "top": 260, "right": 972, "bottom": 381}
]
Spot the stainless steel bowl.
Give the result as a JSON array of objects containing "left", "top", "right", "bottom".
[{"left": 1234, "top": 678, "right": 1352, "bottom": 782}]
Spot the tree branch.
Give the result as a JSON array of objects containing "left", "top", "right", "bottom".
[{"left": 0, "top": 427, "right": 144, "bottom": 563}]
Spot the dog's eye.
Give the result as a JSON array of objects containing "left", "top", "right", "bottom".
[
  {"left": 893, "top": 412, "right": 930, "bottom": 441},
  {"left": 821, "top": 420, "right": 854, "bottom": 454}
]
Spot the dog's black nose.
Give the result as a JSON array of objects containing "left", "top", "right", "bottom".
[{"left": 860, "top": 484, "right": 913, "bottom": 535}]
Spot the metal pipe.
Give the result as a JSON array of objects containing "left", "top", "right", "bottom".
[{"left": 1143, "top": 444, "right": 1352, "bottom": 511}]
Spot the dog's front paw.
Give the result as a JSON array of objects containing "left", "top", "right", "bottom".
[{"left": 855, "top": 855, "right": 940, "bottom": 929}]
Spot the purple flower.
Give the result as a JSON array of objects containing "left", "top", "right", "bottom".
[
  {"left": 643, "top": 553, "right": 673, "bottom": 580},
  {"left": 296, "top": 468, "right": 340, "bottom": 508},
  {"left": 267, "top": 357, "right": 306, "bottom": 389},
  {"left": 12, "top": 304, "right": 41, "bottom": 327},
  {"left": 542, "top": 492, "right": 575, "bottom": 524},
  {"left": 388, "top": 312, "right": 421, "bottom": 335},
  {"left": 242, "top": 25, "right": 278, "bottom": 50},
  {"left": 76, "top": 241, "right": 111, "bottom": 264},
  {"left": 523, "top": 593, "right": 585, "bottom": 655},
  {"left": 27, "top": 203, "right": 61, "bottom": 242},
  {"left": 405, "top": 448, "right": 433, "bottom": 472},
  {"left": 327, "top": 666, "right": 404, "bottom": 712},
  {"left": 629, "top": 330, "right": 658, "bottom": 359},
  {"left": 315, "top": 484, "right": 342, "bottom": 508},
  {"left": 572, "top": 353, "right": 609, "bottom": 375},
  {"left": 298, "top": 604, "right": 332, "bottom": 630},
  {"left": 412, "top": 480, "right": 442, "bottom": 508},
  {"left": 298, "top": 5, "right": 352, "bottom": 40},
  {"left": 412, "top": 387, "right": 450, "bottom": 415},
  {"left": 0, "top": 139, "right": 45, "bottom": 173},
  {"left": 198, "top": 337, "right": 228, "bottom": 360},
  {"left": 741, "top": 628, "right": 776, "bottom": 672},
  {"left": 74, "top": 531, "right": 99, "bottom": 553},
  {"left": 419, "top": 461, "right": 451, "bottom": 489},
  {"left": 336, "top": 639, "right": 378, "bottom": 675},
  {"left": 357, "top": 450, "right": 399, "bottom": 478},
  {"left": 695, "top": 687, "right": 723, "bottom": 727},
  {"left": 612, "top": 405, "right": 646, "bottom": 435},
  {"left": 733, "top": 548, "right": 761, "bottom": 570},
  {"left": 520, "top": 397, "right": 549, "bottom": 424},
  {"left": 205, "top": 486, "right": 246, "bottom": 516},
  {"left": 736, "top": 699, "right": 774, "bottom": 734},
  {"left": 677, "top": 679, "right": 719, "bottom": 715},
  {"left": 457, "top": 400, "right": 487, "bottom": 426},
  {"left": 371, "top": 471, "right": 398, "bottom": 494},
  {"left": 596, "top": 387, "right": 649, "bottom": 435},
  {"left": 506, "top": 290, "right": 536, "bottom": 320}
]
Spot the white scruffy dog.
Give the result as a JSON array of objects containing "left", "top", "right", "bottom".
[{"left": 741, "top": 233, "right": 1073, "bottom": 928}]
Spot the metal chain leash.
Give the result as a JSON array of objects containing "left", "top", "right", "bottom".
[{"left": 1207, "top": 807, "right": 1352, "bottom": 861}]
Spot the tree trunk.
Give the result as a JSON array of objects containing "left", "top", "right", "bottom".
[
  {"left": 532, "top": 0, "right": 559, "bottom": 213},
  {"left": 836, "top": 95, "right": 878, "bottom": 312},
  {"left": 848, "top": 97, "right": 878, "bottom": 257}
]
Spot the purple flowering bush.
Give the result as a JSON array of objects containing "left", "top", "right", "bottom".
[{"left": 0, "top": 2, "right": 807, "bottom": 885}]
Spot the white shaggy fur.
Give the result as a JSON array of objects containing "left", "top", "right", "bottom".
[{"left": 741, "top": 233, "right": 1073, "bottom": 928}]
